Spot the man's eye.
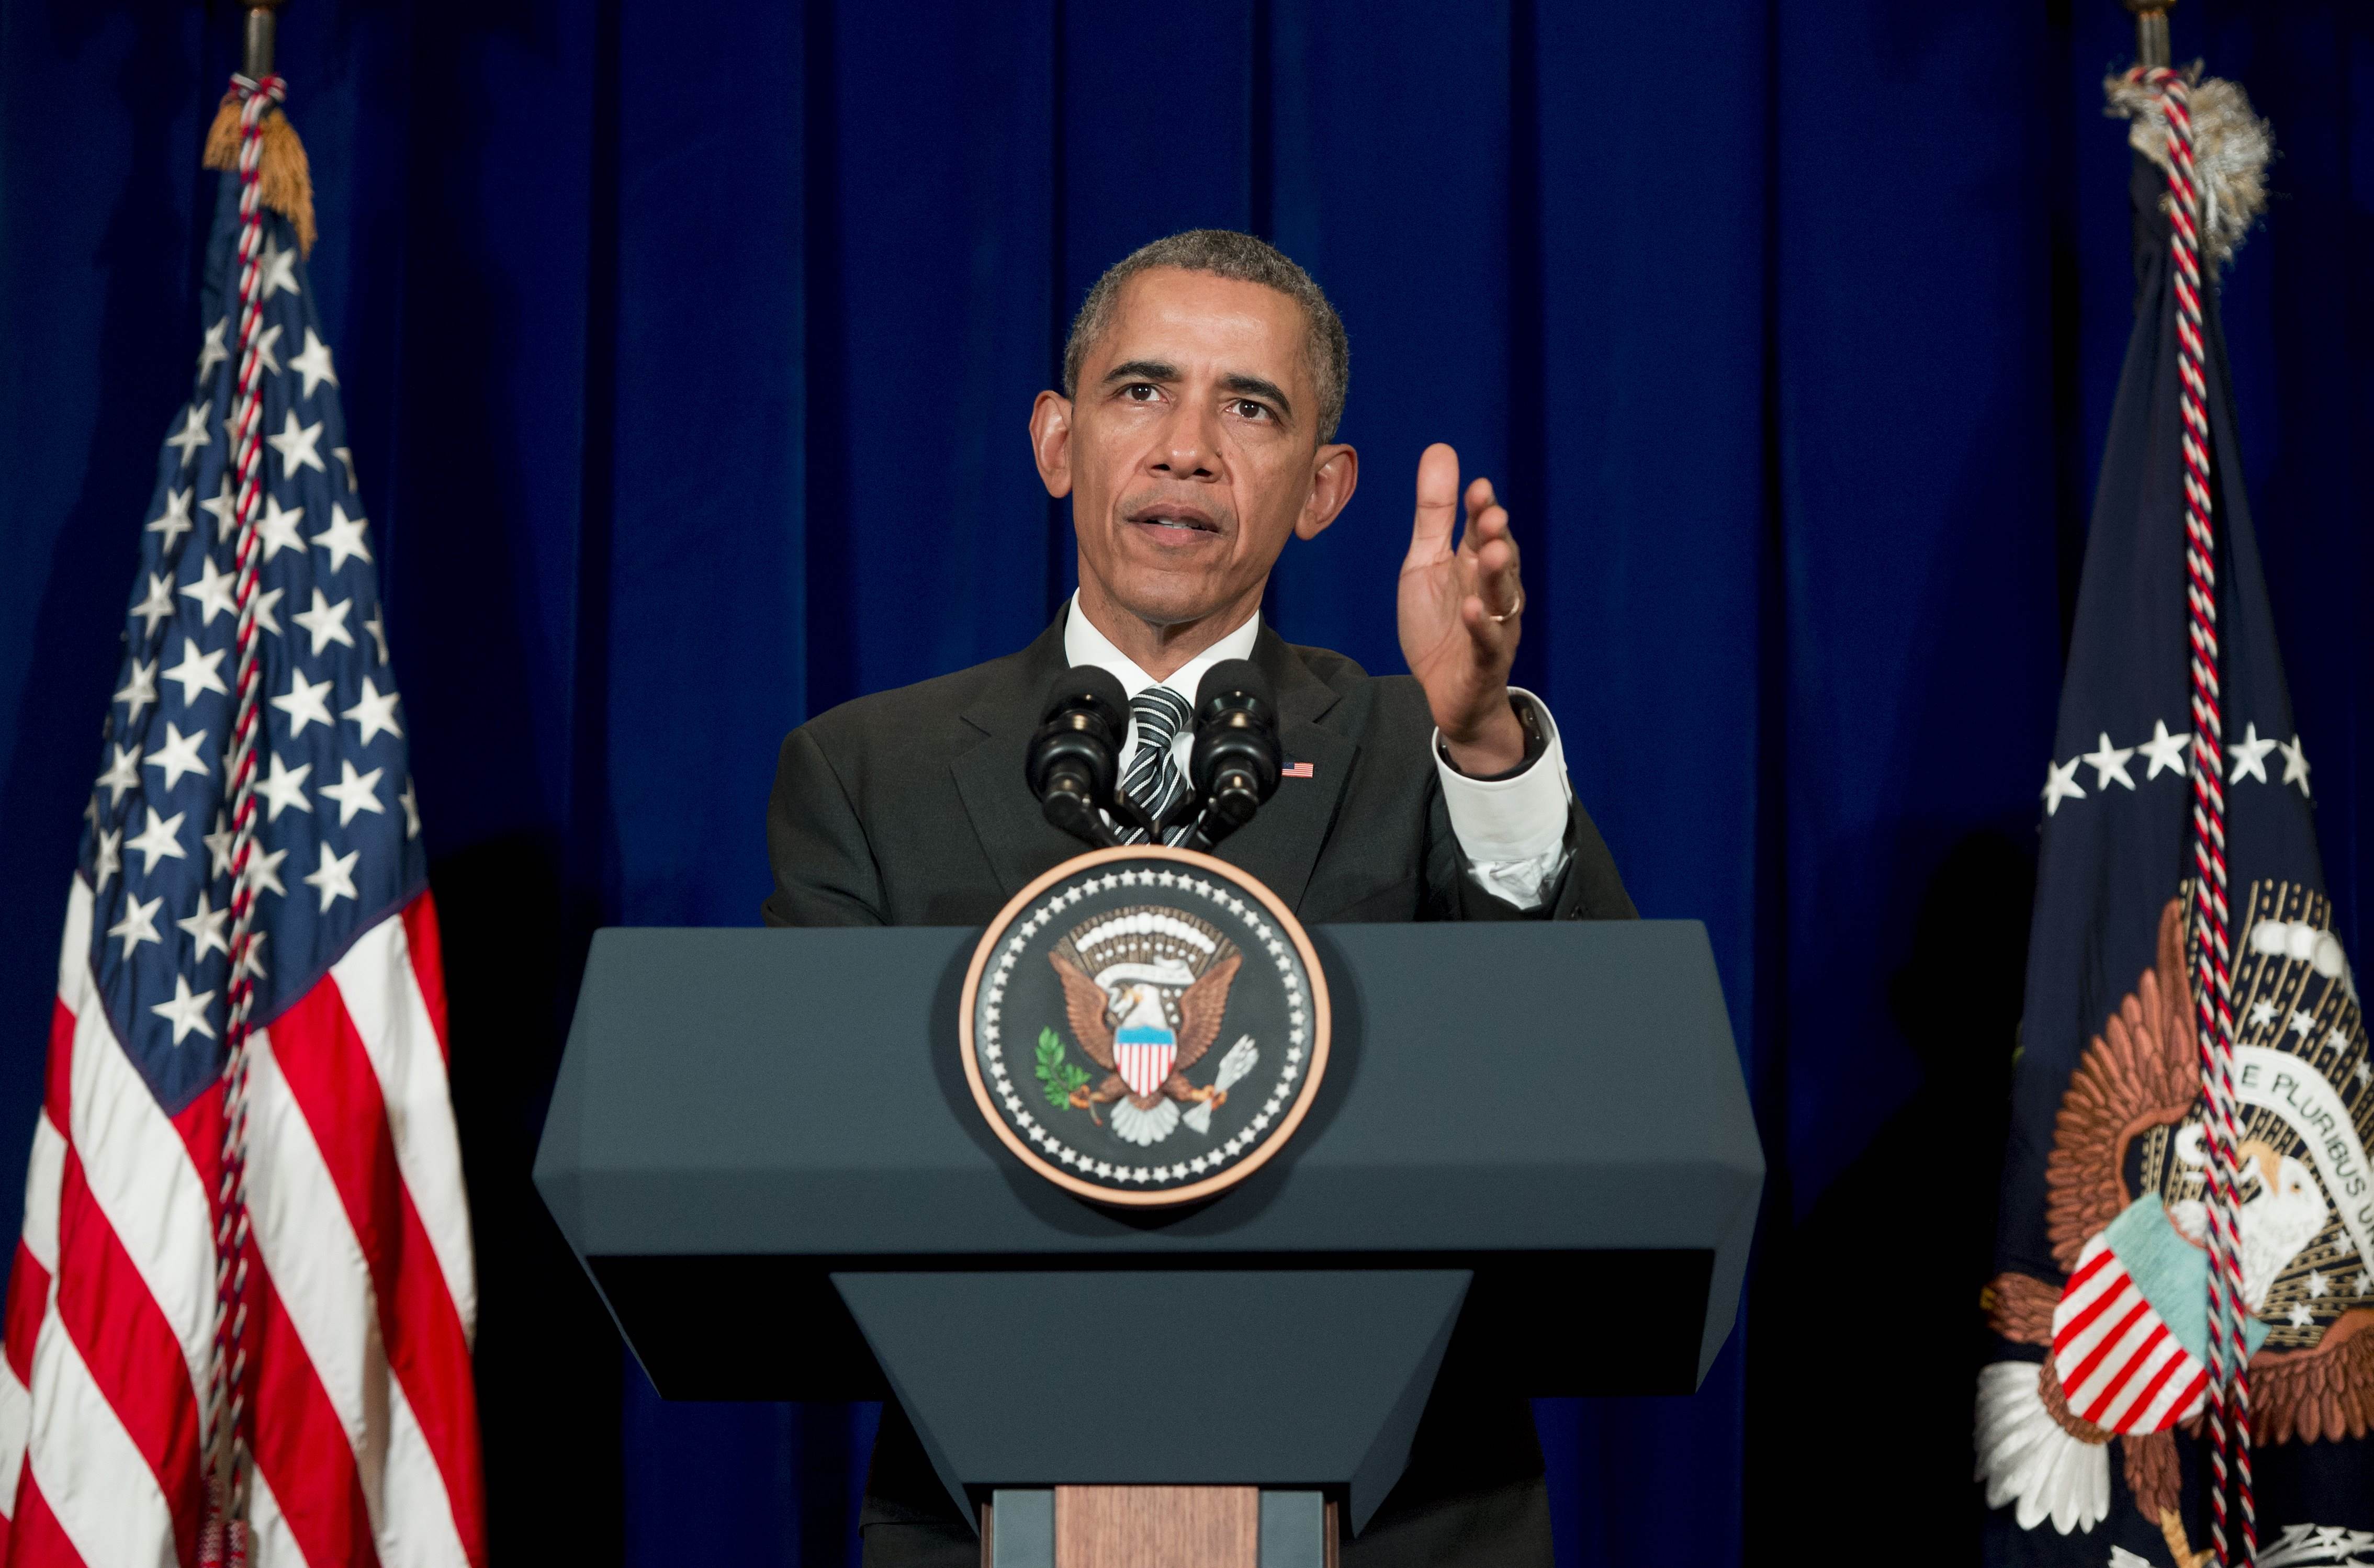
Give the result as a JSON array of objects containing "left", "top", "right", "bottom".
[
  {"left": 1232, "top": 400, "right": 1270, "bottom": 421},
  {"left": 1124, "top": 383, "right": 1160, "bottom": 402}
]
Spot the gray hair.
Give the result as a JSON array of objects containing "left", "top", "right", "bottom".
[{"left": 1062, "top": 230, "right": 1351, "bottom": 442}]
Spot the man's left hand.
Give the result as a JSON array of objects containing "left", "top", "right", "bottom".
[{"left": 1398, "top": 442, "right": 1527, "bottom": 775}]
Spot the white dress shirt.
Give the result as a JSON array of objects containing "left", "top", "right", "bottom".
[{"left": 1062, "top": 592, "right": 1573, "bottom": 909}]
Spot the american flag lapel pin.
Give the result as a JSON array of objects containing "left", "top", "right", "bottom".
[{"left": 1281, "top": 761, "right": 1314, "bottom": 779}]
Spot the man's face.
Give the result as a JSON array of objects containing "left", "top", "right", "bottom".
[{"left": 1032, "top": 268, "right": 1356, "bottom": 634}]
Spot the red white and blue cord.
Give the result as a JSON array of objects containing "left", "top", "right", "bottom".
[
  {"left": 2135, "top": 62, "right": 2256, "bottom": 1568},
  {"left": 200, "top": 67, "right": 285, "bottom": 1568}
]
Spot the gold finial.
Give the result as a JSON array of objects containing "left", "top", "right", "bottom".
[
  {"left": 2123, "top": 0, "right": 2173, "bottom": 71},
  {"left": 243, "top": 1, "right": 291, "bottom": 80}
]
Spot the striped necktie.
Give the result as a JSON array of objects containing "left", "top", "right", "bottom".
[{"left": 1119, "top": 686, "right": 1195, "bottom": 845}]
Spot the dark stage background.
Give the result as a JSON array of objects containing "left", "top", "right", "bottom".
[{"left": 2, "top": 2, "right": 2369, "bottom": 1562}]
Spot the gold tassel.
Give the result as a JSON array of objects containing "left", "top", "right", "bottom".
[
  {"left": 202, "top": 95, "right": 241, "bottom": 169},
  {"left": 201, "top": 89, "right": 317, "bottom": 255}
]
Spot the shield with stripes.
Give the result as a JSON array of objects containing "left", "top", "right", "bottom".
[
  {"left": 1113, "top": 1013, "right": 1178, "bottom": 1098},
  {"left": 2053, "top": 1222, "right": 2208, "bottom": 1435}
]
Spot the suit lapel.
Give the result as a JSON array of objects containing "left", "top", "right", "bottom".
[
  {"left": 1214, "top": 627, "right": 1355, "bottom": 911},
  {"left": 951, "top": 617, "right": 1080, "bottom": 900}
]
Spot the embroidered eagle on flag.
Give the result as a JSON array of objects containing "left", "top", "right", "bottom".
[
  {"left": 1048, "top": 904, "right": 1242, "bottom": 1146},
  {"left": 1981, "top": 895, "right": 2374, "bottom": 1559}
]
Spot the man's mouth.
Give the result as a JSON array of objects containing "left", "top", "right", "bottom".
[{"left": 1126, "top": 508, "right": 1221, "bottom": 534}]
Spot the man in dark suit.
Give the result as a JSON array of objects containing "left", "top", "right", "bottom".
[{"left": 764, "top": 230, "right": 1633, "bottom": 1566}]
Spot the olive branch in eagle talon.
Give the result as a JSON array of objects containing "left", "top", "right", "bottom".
[
  {"left": 1049, "top": 947, "right": 1241, "bottom": 1123},
  {"left": 1034, "top": 1028, "right": 1091, "bottom": 1109}
]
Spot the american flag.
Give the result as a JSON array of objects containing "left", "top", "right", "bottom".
[{"left": 0, "top": 90, "right": 485, "bottom": 1566}]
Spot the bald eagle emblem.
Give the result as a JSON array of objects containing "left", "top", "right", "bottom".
[
  {"left": 961, "top": 848, "right": 1329, "bottom": 1206},
  {"left": 1978, "top": 884, "right": 2374, "bottom": 1563},
  {"left": 1047, "top": 906, "right": 1247, "bottom": 1147}
]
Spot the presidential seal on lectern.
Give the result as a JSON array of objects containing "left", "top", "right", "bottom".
[{"left": 959, "top": 846, "right": 1330, "bottom": 1206}]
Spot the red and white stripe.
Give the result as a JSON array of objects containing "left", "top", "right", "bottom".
[
  {"left": 2051, "top": 1235, "right": 2209, "bottom": 1436},
  {"left": 1115, "top": 1041, "right": 1177, "bottom": 1100},
  {"left": 0, "top": 879, "right": 485, "bottom": 1568}
]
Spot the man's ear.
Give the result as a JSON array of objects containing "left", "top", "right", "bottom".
[
  {"left": 1030, "top": 391, "right": 1075, "bottom": 499},
  {"left": 1294, "top": 442, "right": 1358, "bottom": 541}
]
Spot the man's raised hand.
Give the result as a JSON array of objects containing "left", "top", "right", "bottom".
[{"left": 1397, "top": 442, "right": 1528, "bottom": 775}]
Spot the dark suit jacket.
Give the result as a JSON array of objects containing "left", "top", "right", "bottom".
[
  {"left": 764, "top": 615, "right": 1635, "bottom": 929},
  {"left": 761, "top": 613, "right": 1636, "bottom": 1566}
]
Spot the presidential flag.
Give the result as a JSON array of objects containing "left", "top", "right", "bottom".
[
  {"left": 1978, "top": 69, "right": 2373, "bottom": 1568},
  {"left": 0, "top": 79, "right": 484, "bottom": 1565}
]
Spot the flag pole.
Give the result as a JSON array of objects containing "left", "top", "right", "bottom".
[
  {"left": 2125, "top": 0, "right": 2173, "bottom": 71},
  {"left": 242, "top": 0, "right": 289, "bottom": 81}
]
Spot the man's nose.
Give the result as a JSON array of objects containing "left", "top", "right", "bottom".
[{"left": 1149, "top": 400, "right": 1220, "bottom": 480}]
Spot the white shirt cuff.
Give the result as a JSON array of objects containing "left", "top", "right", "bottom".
[{"left": 1431, "top": 689, "right": 1573, "bottom": 909}]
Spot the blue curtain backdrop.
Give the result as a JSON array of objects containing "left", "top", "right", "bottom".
[{"left": 1, "top": 2, "right": 2369, "bottom": 1562}]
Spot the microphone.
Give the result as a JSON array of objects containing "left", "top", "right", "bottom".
[
  {"left": 1186, "top": 658, "right": 1282, "bottom": 847},
  {"left": 1026, "top": 667, "right": 1131, "bottom": 849}
]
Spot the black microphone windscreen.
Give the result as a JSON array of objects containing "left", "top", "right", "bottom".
[
  {"left": 1193, "top": 658, "right": 1276, "bottom": 721},
  {"left": 1041, "top": 665, "right": 1129, "bottom": 726}
]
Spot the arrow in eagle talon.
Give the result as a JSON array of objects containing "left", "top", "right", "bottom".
[{"left": 1183, "top": 1037, "right": 1260, "bottom": 1135}]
